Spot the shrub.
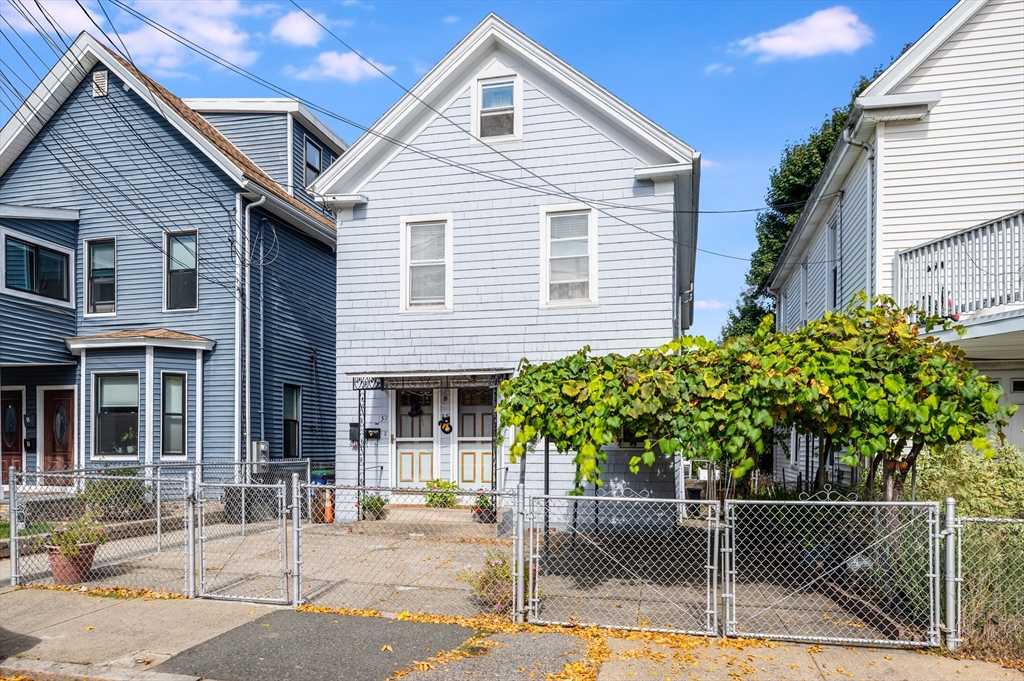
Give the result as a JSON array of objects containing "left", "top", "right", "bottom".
[
  {"left": 83, "top": 468, "right": 149, "bottom": 520},
  {"left": 424, "top": 479, "right": 459, "bottom": 508},
  {"left": 915, "top": 443, "right": 1024, "bottom": 518},
  {"left": 456, "top": 549, "right": 518, "bottom": 613},
  {"left": 45, "top": 512, "right": 108, "bottom": 558},
  {"left": 473, "top": 491, "right": 495, "bottom": 510},
  {"left": 361, "top": 494, "right": 388, "bottom": 514}
]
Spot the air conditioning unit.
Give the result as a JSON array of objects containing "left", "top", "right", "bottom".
[{"left": 250, "top": 441, "right": 270, "bottom": 473}]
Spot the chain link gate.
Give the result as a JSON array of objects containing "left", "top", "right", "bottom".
[
  {"left": 528, "top": 495, "right": 720, "bottom": 635},
  {"left": 197, "top": 481, "right": 290, "bottom": 604},
  {"left": 723, "top": 500, "right": 941, "bottom": 646}
]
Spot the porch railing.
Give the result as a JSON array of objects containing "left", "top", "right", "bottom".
[{"left": 896, "top": 210, "right": 1023, "bottom": 318}]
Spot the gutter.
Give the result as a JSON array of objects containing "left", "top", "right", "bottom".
[{"left": 242, "top": 179, "right": 335, "bottom": 247}]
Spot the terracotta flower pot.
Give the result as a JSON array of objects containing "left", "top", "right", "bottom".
[
  {"left": 46, "top": 542, "right": 99, "bottom": 585},
  {"left": 362, "top": 508, "right": 388, "bottom": 521}
]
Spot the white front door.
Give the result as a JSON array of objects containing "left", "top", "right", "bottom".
[
  {"left": 394, "top": 390, "right": 435, "bottom": 488},
  {"left": 457, "top": 389, "right": 493, "bottom": 488}
]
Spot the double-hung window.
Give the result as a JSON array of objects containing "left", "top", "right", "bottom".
[
  {"left": 162, "top": 374, "right": 185, "bottom": 457},
  {"left": 283, "top": 385, "right": 299, "bottom": 458},
  {"left": 541, "top": 206, "right": 597, "bottom": 306},
  {"left": 96, "top": 374, "right": 139, "bottom": 457},
  {"left": 480, "top": 81, "right": 515, "bottom": 137},
  {"left": 304, "top": 137, "right": 322, "bottom": 187},
  {"left": 4, "top": 236, "right": 70, "bottom": 303},
  {"left": 87, "top": 239, "right": 115, "bottom": 314},
  {"left": 166, "top": 232, "right": 197, "bottom": 310},
  {"left": 400, "top": 215, "right": 453, "bottom": 312}
]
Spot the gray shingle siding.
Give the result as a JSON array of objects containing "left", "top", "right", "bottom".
[
  {"left": 199, "top": 112, "right": 289, "bottom": 189},
  {"left": 336, "top": 80, "right": 678, "bottom": 495}
]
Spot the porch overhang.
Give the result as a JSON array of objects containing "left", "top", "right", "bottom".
[
  {"left": 65, "top": 329, "right": 216, "bottom": 355},
  {"left": 348, "top": 369, "right": 513, "bottom": 391}
]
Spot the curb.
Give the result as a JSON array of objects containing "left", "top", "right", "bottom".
[{"left": 0, "top": 658, "right": 220, "bottom": 681}]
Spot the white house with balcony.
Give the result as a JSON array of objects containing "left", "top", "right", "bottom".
[{"left": 767, "top": 0, "right": 1024, "bottom": 484}]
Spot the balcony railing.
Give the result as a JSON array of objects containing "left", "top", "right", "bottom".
[{"left": 897, "top": 209, "right": 1023, "bottom": 319}]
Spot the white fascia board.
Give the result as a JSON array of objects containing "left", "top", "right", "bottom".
[
  {"left": 634, "top": 162, "right": 693, "bottom": 182},
  {"left": 312, "top": 13, "right": 695, "bottom": 197},
  {"left": 1, "top": 33, "right": 246, "bottom": 188},
  {"left": 242, "top": 180, "right": 336, "bottom": 247},
  {"left": 0, "top": 204, "right": 80, "bottom": 221},
  {"left": 859, "top": 0, "right": 985, "bottom": 98},
  {"left": 65, "top": 336, "right": 216, "bottom": 355},
  {"left": 184, "top": 98, "right": 348, "bottom": 154}
]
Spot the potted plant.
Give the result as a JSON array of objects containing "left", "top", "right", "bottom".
[
  {"left": 472, "top": 491, "right": 497, "bottom": 524},
  {"left": 360, "top": 494, "right": 389, "bottom": 520},
  {"left": 44, "top": 513, "right": 108, "bottom": 585}
]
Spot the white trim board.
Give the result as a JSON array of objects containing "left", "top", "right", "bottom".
[{"left": 0, "top": 225, "right": 76, "bottom": 310}]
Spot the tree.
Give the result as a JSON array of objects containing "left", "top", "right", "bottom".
[{"left": 498, "top": 296, "right": 1015, "bottom": 500}]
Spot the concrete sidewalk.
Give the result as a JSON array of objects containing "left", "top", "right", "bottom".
[{"left": 1, "top": 586, "right": 1021, "bottom": 681}]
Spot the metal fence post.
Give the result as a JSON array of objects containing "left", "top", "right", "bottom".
[
  {"left": 8, "top": 467, "right": 19, "bottom": 586},
  {"left": 291, "top": 473, "right": 302, "bottom": 606},
  {"left": 944, "top": 497, "right": 959, "bottom": 651},
  {"left": 515, "top": 484, "right": 526, "bottom": 623},
  {"left": 185, "top": 470, "right": 196, "bottom": 598},
  {"left": 156, "top": 466, "right": 163, "bottom": 553}
]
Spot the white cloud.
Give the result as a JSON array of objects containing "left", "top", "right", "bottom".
[
  {"left": 694, "top": 300, "right": 729, "bottom": 310},
  {"left": 271, "top": 10, "right": 324, "bottom": 46},
  {"left": 443, "top": 15, "right": 459, "bottom": 24},
  {"left": 735, "top": 6, "right": 873, "bottom": 62},
  {"left": 286, "top": 50, "right": 394, "bottom": 83},
  {"left": 704, "top": 62, "right": 734, "bottom": 76},
  {"left": 699, "top": 158, "right": 719, "bottom": 169},
  {"left": 1, "top": 0, "right": 105, "bottom": 39}
]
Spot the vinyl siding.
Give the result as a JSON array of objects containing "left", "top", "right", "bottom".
[
  {"left": 0, "top": 217, "right": 77, "bottom": 364},
  {"left": 335, "top": 68, "right": 678, "bottom": 494},
  {"left": 199, "top": 112, "right": 289, "bottom": 189},
  {"left": 249, "top": 207, "right": 336, "bottom": 463},
  {"left": 0, "top": 63, "right": 239, "bottom": 462},
  {"left": 879, "top": 0, "right": 1024, "bottom": 296}
]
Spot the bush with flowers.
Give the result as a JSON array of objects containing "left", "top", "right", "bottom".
[
  {"left": 456, "top": 549, "right": 528, "bottom": 613},
  {"left": 45, "top": 512, "right": 108, "bottom": 558},
  {"left": 424, "top": 478, "right": 460, "bottom": 508}
]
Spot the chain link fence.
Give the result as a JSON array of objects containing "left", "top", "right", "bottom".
[
  {"left": 196, "top": 482, "right": 290, "bottom": 603},
  {"left": 8, "top": 470, "right": 190, "bottom": 594},
  {"left": 958, "top": 517, "right": 1024, "bottom": 659},
  {"left": 529, "top": 495, "right": 719, "bottom": 635},
  {"left": 724, "top": 500, "right": 940, "bottom": 646},
  {"left": 297, "top": 486, "right": 517, "bottom": 617}
]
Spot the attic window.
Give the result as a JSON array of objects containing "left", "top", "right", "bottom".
[
  {"left": 92, "top": 70, "right": 108, "bottom": 98},
  {"left": 304, "top": 137, "right": 322, "bottom": 187},
  {"left": 480, "top": 80, "right": 514, "bottom": 138}
]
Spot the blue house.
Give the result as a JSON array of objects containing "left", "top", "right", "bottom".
[
  {"left": 0, "top": 33, "right": 338, "bottom": 483},
  {"left": 311, "top": 15, "right": 701, "bottom": 497}
]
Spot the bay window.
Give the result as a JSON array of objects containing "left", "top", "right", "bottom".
[{"left": 96, "top": 374, "right": 139, "bottom": 457}]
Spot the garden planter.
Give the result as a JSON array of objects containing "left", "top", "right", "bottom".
[
  {"left": 473, "top": 508, "right": 497, "bottom": 524},
  {"left": 46, "top": 542, "right": 99, "bottom": 585},
  {"left": 362, "top": 508, "right": 389, "bottom": 521}
]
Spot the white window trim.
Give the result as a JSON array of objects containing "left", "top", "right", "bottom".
[
  {"left": 470, "top": 69, "right": 523, "bottom": 144},
  {"left": 0, "top": 226, "right": 76, "bottom": 310},
  {"left": 399, "top": 213, "right": 454, "bottom": 314},
  {"left": 91, "top": 370, "right": 141, "bottom": 462},
  {"left": 163, "top": 230, "right": 199, "bottom": 313},
  {"left": 159, "top": 370, "right": 188, "bottom": 460},
  {"left": 284, "top": 383, "right": 301, "bottom": 458},
  {"left": 539, "top": 203, "right": 599, "bottom": 309},
  {"left": 84, "top": 237, "right": 116, "bottom": 318}
]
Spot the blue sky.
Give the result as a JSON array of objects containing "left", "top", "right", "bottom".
[{"left": 0, "top": 0, "right": 954, "bottom": 338}]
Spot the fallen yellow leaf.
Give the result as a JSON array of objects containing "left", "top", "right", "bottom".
[
  {"left": 85, "top": 626, "right": 95, "bottom": 631},
  {"left": 381, "top": 645, "right": 393, "bottom": 652}
]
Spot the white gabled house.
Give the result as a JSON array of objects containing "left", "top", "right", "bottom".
[
  {"left": 313, "top": 14, "right": 701, "bottom": 496},
  {"left": 768, "top": 0, "right": 1024, "bottom": 485}
]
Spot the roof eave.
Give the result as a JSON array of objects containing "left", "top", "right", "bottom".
[{"left": 65, "top": 335, "right": 216, "bottom": 355}]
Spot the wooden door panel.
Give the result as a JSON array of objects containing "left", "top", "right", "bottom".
[
  {"left": 43, "top": 390, "right": 74, "bottom": 477},
  {"left": 461, "top": 451, "right": 477, "bottom": 483},
  {"left": 1, "top": 391, "right": 22, "bottom": 484}
]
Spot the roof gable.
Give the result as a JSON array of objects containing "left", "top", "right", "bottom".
[
  {"left": 0, "top": 33, "right": 334, "bottom": 236},
  {"left": 313, "top": 13, "right": 695, "bottom": 197}
]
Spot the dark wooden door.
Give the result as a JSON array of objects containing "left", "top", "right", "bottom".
[
  {"left": 43, "top": 390, "right": 75, "bottom": 476},
  {"left": 1, "top": 391, "right": 22, "bottom": 484}
]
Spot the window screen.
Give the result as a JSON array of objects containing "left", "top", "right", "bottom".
[
  {"left": 548, "top": 212, "right": 590, "bottom": 301},
  {"left": 167, "top": 233, "right": 197, "bottom": 310},
  {"left": 480, "top": 81, "right": 514, "bottom": 137},
  {"left": 408, "top": 222, "right": 446, "bottom": 306},
  {"left": 88, "top": 240, "right": 115, "bottom": 313},
  {"left": 97, "top": 374, "right": 139, "bottom": 457}
]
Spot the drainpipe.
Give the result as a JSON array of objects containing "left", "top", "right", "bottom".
[
  {"left": 244, "top": 195, "right": 266, "bottom": 472},
  {"left": 842, "top": 125, "right": 875, "bottom": 305},
  {"left": 260, "top": 223, "right": 266, "bottom": 441}
]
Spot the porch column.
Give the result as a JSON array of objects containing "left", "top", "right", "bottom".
[
  {"left": 79, "top": 349, "right": 87, "bottom": 469},
  {"left": 195, "top": 349, "right": 203, "bottom": 464},
  {"left": 145, "top": 346, "right": 154, "bottom": 466}
]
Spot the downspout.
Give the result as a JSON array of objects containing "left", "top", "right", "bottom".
[
  {"left": 842, "top": 125, "right": 875, "bottom": 306},
  {"left": 244, "top": 195, "right": 266, "bottom": 466},
  {"left": 259, "top": 223, "right": 265, "bottom": 441}
]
